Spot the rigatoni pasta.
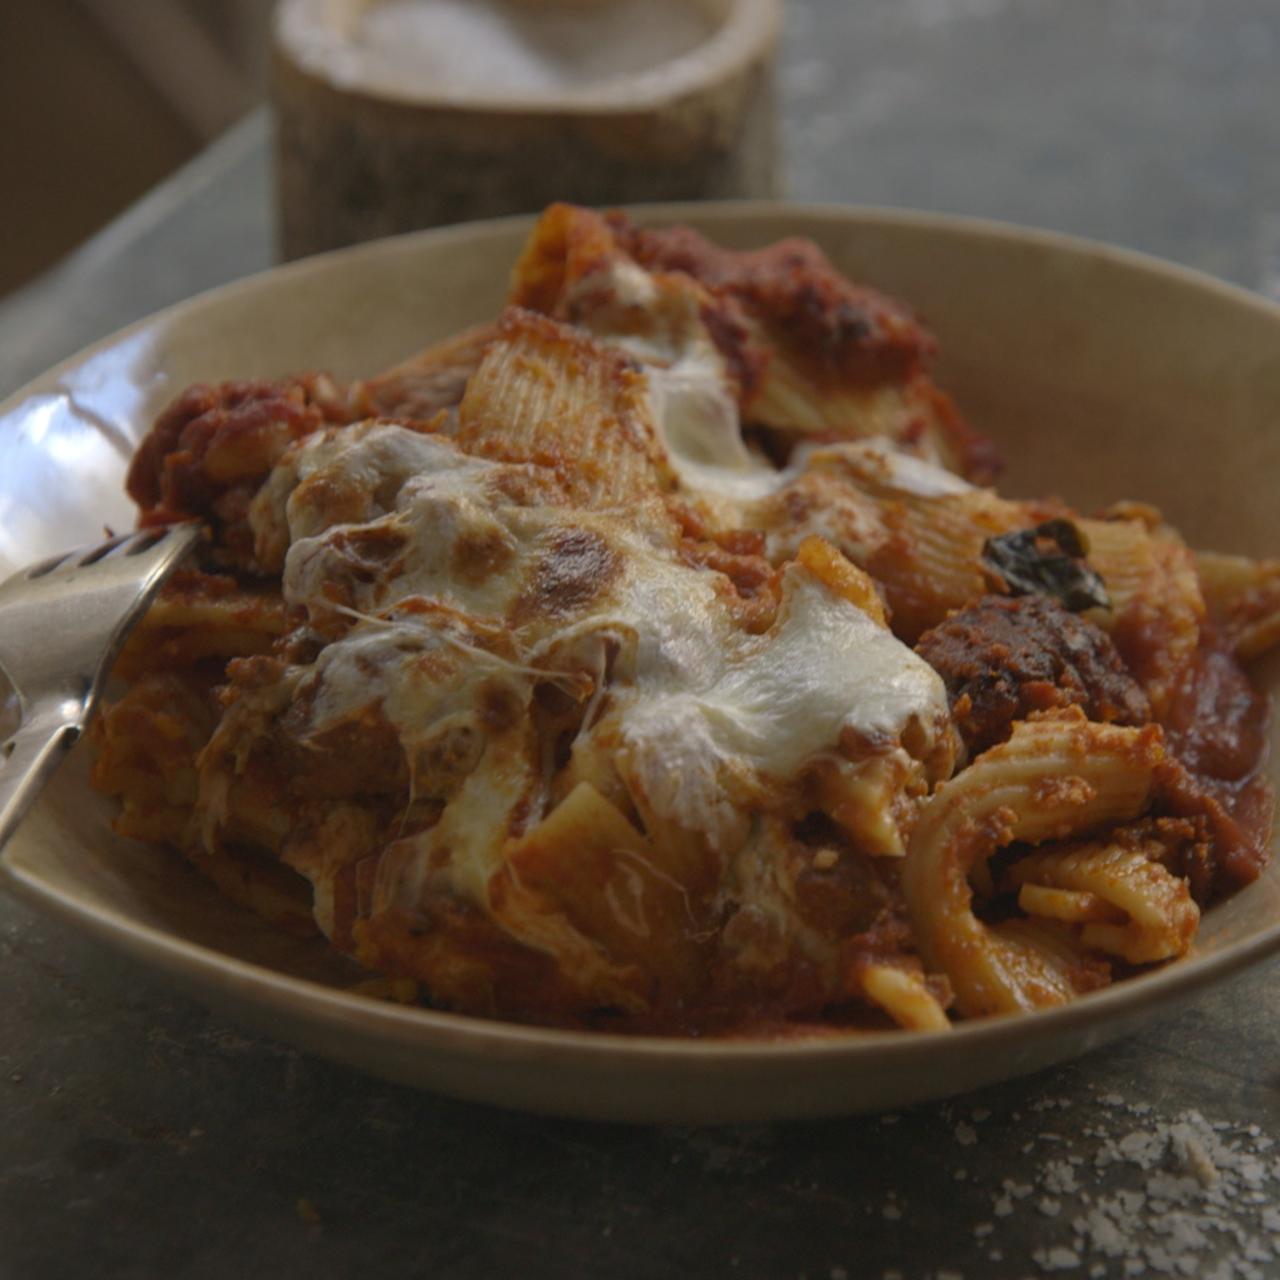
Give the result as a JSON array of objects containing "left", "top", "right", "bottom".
[{"left": 89, "top": 205, "right": 1276, "bottom": 1036}]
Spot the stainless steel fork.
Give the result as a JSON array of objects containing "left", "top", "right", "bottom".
[{"left": 0, "top": 523, "right": 201, "bottom": 854}]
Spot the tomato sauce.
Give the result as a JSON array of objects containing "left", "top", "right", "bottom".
[{"left": 1157, "top": 635, "right": 1273, "bottom": 894}]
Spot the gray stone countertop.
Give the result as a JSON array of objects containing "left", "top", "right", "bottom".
[{"left": 4, "top": 4, "right": 1280, "bottom": 1278}]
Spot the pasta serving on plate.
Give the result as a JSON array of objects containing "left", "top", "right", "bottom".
[{"left": 91, "top": 204, "right": 1279, "bottom": 1035}]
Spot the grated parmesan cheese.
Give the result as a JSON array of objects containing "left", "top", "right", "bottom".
[{"left": 962, "top": 1093, "right": 1280, "bottom": 1276}]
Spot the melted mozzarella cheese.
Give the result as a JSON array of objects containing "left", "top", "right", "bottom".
[
  {"left": 252, "top": 421, "right": 498, "bottom": 573},
  {"left": 749, "top": 440, "right": 973, "bottom": 565},
  {"left": 305, "top": 618, "right": 513, "bottom": 746},
  {"left": 255, "top": 398, "right": 953, "bottom": 916},
  {"left": 703, "top": 563, "right": 947, "bottom": 773},
  {"left": 608, "top": 561, "right": 950, "bottom": 848},
  {"left": 803, "top": 438, "right": 976, "bottom": 499},
  {"left": 569, "top": 257, "right": 978, "bottom": 520},
  {"left": 568, "top": 257, "right": 781, "bottom": 503},
  {"left": 265, "top": 422, "right": 549, "bottom": 621},
  {"left": 646, "top": 354, "right": 777, "bottom": 501}
]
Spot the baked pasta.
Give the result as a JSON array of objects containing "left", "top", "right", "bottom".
[{"left": 91, "top": 205, "right": 1277, "bottom": 1035}]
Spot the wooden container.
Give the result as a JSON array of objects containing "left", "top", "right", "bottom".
[{"left": 272, "top": 0, "right": 780, "bottom": 260}]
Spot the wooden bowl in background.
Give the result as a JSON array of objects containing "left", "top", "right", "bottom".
[{"left": 272, "top": 0, "right": 780, "bottom": 259}]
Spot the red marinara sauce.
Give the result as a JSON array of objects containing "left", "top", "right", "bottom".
[{"left": 1158, "top": 634, "right": 1274, "bottom": 896}]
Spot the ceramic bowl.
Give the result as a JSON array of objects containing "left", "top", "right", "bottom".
[{"left": 3, "top": 204, "right": 1279, "bottom": 1122}]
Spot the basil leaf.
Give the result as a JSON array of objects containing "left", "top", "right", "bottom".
[{"left": 980, "top": 519, "right": 1111, "bottom": 612}]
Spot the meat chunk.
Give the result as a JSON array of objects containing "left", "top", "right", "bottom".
[
  {"left": 915, "top": 595, "right": 1151, "bottom": 756},
  {"left": 127, "top": 375, "right": 353, "bottom": 568}
]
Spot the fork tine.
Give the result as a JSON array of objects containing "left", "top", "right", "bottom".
[
  {"left": 122, "top": 527, "right": 169, "bottom": 557},
  {"left": 0, "top": 520, "right": 204, "bottom": 857},
  {"left": 12, "top": 524, "right": 197, "bottom": 589},
  {"left": 24, "top": 552, "right": 72, "bottom": 580},
  {"left": 145, "top": 522, "right": 201, "bottom": 568},
  {"left": 126, "top": 523, "right": 202, "bottom": 589},
  {"left": 73, "top": 532, "right": 132, "bottom": 568}
]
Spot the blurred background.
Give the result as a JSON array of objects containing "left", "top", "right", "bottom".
[
  {"left": 0, "top": 1, "right": 272, "bottom": 297},
  {"left": 4, "top": 1, "right": 1280, "bottom": 301}
]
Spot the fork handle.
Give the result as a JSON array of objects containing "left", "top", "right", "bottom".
[{"left": 0, "top": 708, "right": 82, "bottom": 856}]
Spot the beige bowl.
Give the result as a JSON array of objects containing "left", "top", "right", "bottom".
[{"left": 2, "top": 204, "right": 1279, "bottom": 1122}]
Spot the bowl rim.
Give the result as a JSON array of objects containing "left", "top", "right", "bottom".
[
  {"left": 4, "top": 198, "right": 1280, "bottom": 1069},
  {"left": 5, "top": 841, "right": 1280, "bottom": 1067},
  {"left": 10, "top": 197, "right": 1280, "bottom": 411}
]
